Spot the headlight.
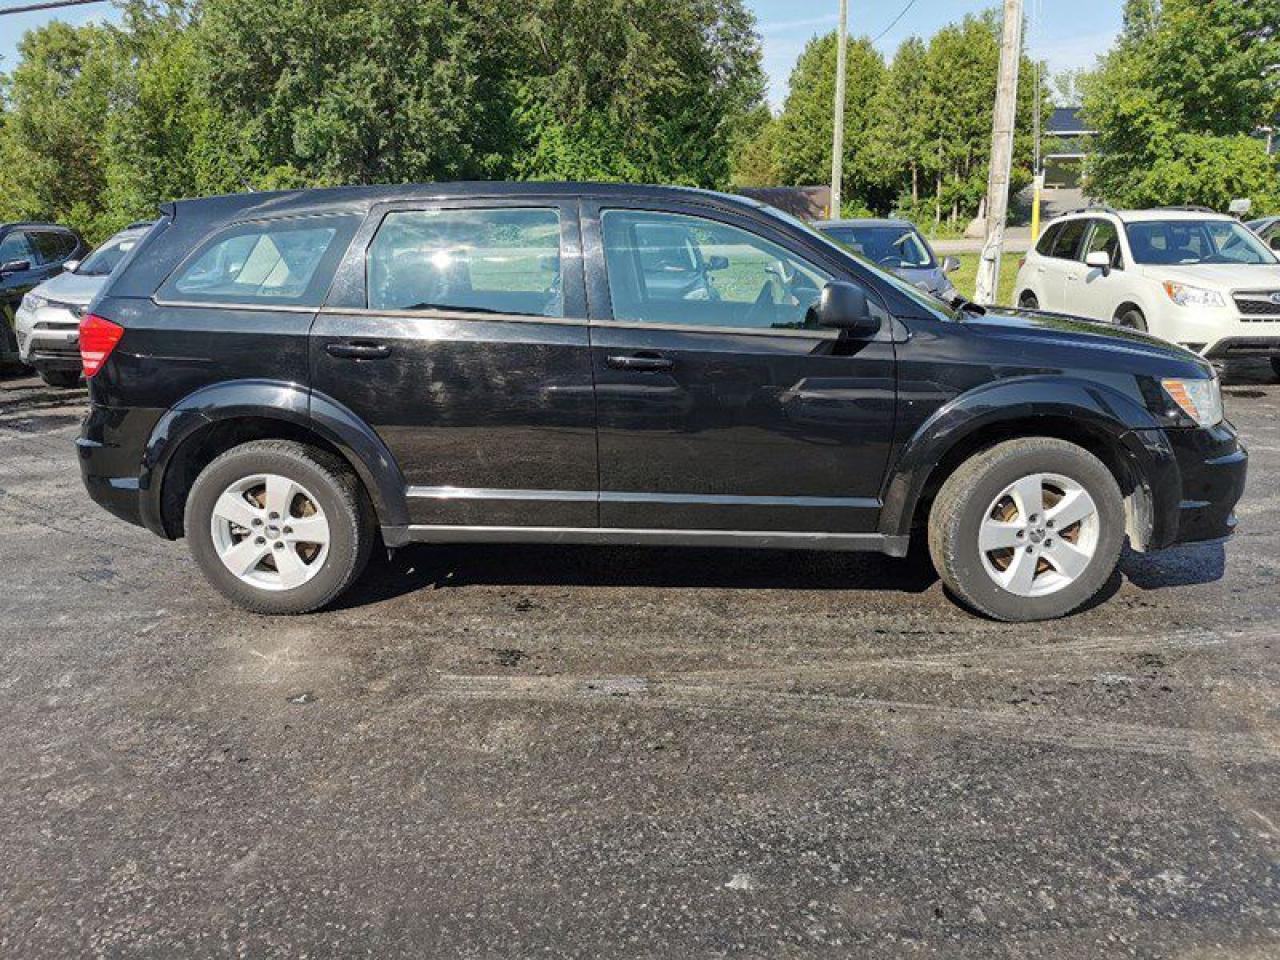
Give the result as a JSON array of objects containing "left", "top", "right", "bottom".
[
  {"left": 1162, "top": 377, "right": 1224, "bottom": 427},
  {"left": 1162, "top": 281, "right": 1225, "bottom": 308},
  {"left": 20, "top": 292, "right": 48, "bottom": 312}
]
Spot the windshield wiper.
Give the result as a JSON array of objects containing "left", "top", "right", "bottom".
[{"left": 947, "top": 293, "right": 987, "bottom": 317}]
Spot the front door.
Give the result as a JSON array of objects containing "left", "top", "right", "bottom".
[
  {"left": 583, "top": 201, "right": 897, "bottom": 534},
  {"left": 1076, "top": 218, "right": 1126, "bottom": 320},
  {"left": 311, "top": 199, "right": 598, "bottom": 529},
  {"left": 0, "top": 229, "right": 51, "bottom": 360}
]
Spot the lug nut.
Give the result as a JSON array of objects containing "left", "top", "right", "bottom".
[
  {"left": 1045, "top": 538, "right": 1054, "bottom": 548},
  {"left": 254, "top": 536, "right": 266, "bottom": 545},
  {"left": 252, "top": 518, "right": 263, "bottom": 527},
  {"left": 1046, "top": 520, "right": 1054, "bottom": 529},
  {"left": 269, "top": 512, "right": 280, "bottom": 520},
  {"left": 274, "top": 542, "right": 285, "bottom": 550},
  {"left": 1016, "top": 530, "right": 1025, "bottom": 539},
  {"left": 1026, "top": 546, "right": 1034, "bottom": 554},
  {"left": 283, "top": 526, "right": 293, "bottom": 535}
]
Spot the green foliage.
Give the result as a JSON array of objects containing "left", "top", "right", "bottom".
[
  {"left": 0, "top": 0, "right": 767, "bottom": 241},
  {"left": 1083, "top": 0, "right": 1280, "bottom": 213},
  {"left": 773, "top": 33, "right": 886, "bottom": 206}
]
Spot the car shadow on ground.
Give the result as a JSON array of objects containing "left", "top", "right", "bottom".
[
  {"left": 333, "top": 541, "right": 945, "bottom": 610},
  {"left": 1119, "top": 542, "right": 1227, "bottom": 590}
]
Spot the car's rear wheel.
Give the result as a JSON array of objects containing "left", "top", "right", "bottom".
[
  {"left": 1019, "top": 291, "right": 1039, "bottom": 309},
  {"left": 1116, "top": 306, "right": 1148, "bottom": 332},
  {"left": 185, "top": 439, "right": 373, "bottom": 615},
  {"left": 928, "top": 438, "right": 1125, "bottom": 622},
  {"left": 39, "top": 370, "right": 80, "bottom": 388}
]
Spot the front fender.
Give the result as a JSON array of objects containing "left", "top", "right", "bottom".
[
  {"left": 879, "top": 376, "right": 1171, "bottom": 541},
  {"left": 139, "top": 379, "right": 407, "bottom": 536}
]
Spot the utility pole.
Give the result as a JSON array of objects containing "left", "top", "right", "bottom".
[
  {"left": 975, "top": 0, "right": 1024, "bottom": 305},
  {"left": 829, "top": 0, "right": 849, "bottom": 218}
]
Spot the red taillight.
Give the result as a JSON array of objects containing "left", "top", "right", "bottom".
[
  {"left": 1018, "top": 257, "right": 1027, "bottom": 270},
  {"left": 79, "top": 314, "right": 124, "bottom": 378}
]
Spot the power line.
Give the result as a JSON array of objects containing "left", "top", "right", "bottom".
[
  {"left": 871, "top": 0, "right": 922, "bottom": 44},
  {"left": 0, "top": 0, "right": 105, "bottom": 16}
]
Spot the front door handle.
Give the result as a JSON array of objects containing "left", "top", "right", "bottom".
[
  {"left": 606, "top": 353, "right": 674, "bottom": 372},
  {"left": 326, "top": 341, "right": 391, "bottom": 360}
]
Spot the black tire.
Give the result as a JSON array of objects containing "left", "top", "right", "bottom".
[
  {"left": 1116, "top": 306, "right": 1148, "bottom": 332},
  {"left": 928, "top": 437, "right": 1125, "bottom": 622},
  {"left": 1019, "top": 291, "right": 1039, "bottom": 309},
  {"left": 1270, "top": 357, "right": 1280, "bottom": 383},
  {"left": 39, "top": 369, "right": 81, "bottom": 388},
  {"left": 184, "top": 439, "right": 373, "bottom": 615}
]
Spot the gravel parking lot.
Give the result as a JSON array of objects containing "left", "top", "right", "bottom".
[{"left": 1, "top": 365, "right": 1278, "bottom": 958}]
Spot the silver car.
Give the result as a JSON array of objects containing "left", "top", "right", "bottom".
[
  {"left": 15, "top": 222, "right": 152, "bottom": 387},
  {"left": 814, "top": 218, "right": 960, "bottom": 302}
]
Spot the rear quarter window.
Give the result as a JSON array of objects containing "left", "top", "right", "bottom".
[
  {"left": 159, "top": 216, "right": 359, "bottom": 307},
  {"left": 1035, "top": 222, "right": 1062, "bottom": 256}
]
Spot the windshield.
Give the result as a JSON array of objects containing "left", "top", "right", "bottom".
[
  {"left": 1125, "top": 219, "right": 1277, "bottom": 266},
  {"left": 77, "top": 234, "right": 142, "bottom": 277},
  {"left": 821, "top": 224, "right": 936, "bottom": 269}
]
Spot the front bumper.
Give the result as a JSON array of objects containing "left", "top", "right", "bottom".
[
  {"left": 16, "top": 302, "right": 81, "bottom": 368},
  {"left": 1129, "top": 421, "right": 1247, "bottom": 550},
  {"left": 1201, "top": 337, "right": 1280, "bottom": 361}
]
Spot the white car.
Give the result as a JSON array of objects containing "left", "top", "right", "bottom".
[
  {"left": 1013, "top": 208, "right": 1280, "bottom": 380},
  {"left": 15, "top": 222, "right": 151, "bottom": 387}
]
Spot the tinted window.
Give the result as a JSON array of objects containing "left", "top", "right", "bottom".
[
  {"left": 367, "top": 208, "right": 563, "bottom": 317},
  {"left": 1084, "top": 219, "right": 1123, "bottom": 269},
  {"left": 1050, "top": 220, "right": 1090, "bottom": 260},
  {"left": 823, "top": 225, "right": 935, "bottom": 268},
  {"left": 31, "top": 230, "right": 79, "bottom": 264},
  {"left": 601, "top": 210, "right": 832, "bottom": 331},
  {"left": 0, "top": 231, "right": 34, "bottom": 266},
  {"left": 1035, "top": 222, "right": 1062, "bottom": 256},
  {"left": 1125, "top": 219, "right": 1276, "bottom": 266},
  {"left": 77, "top": 233, "right": 143, "bottom": 277},
  {"left": 168, "top": 218, "right": 352, "bottom": 304}
]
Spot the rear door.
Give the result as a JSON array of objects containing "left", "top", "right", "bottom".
[
  {"left": 1048, "top": 218, "right": 1091, "bottom": 313},
  {"left": 582, "top": 198, "right": 897, "bottom": 534},
  {"left": 312, "top": 198, "right": 598, "bottom": 529}
]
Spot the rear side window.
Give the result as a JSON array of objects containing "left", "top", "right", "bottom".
[
  {"left": 0, "top": 231, "right": 34, "bottom": 265},
  {"left": 1050, "top": 219, "right": 1090, "bottom": 260},
  {"left": 366, "top": 208, "right": 564, "bottom": 317},
  {"left": 1034, "top": 222, "right": 1062, "bottom": 256},
  {"left": 161, "top": 217, "right": 357, "bottom": 306}
]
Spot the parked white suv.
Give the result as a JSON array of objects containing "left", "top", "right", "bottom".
[{"left": 1014, "top": 207, "right": 1280, "bottom": 380}]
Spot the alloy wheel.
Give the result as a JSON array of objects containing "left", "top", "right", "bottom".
[{"left": 209, "top": 473, "right": 331, "bottom": 591}]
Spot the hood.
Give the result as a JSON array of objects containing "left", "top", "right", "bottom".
[
  {"left": 968, "top": 306, "right": 1213, "bottom": 373},
  {"left": 30, "top": 269, "right": 110, "bottom": 307},
  {"left": 1139, "top": 262, "right": 1280, "bottom": 290}
]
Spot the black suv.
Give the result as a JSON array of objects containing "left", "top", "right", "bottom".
[
  {"left": 1, "top": 222, "right": 88, "bottom": 365},
  {"left": 77, "top": 184, "right": 1247, "bottom": 621}
]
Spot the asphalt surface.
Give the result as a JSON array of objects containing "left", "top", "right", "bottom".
[{"left": 1, "top": 364, "right": 1278, "bottom": 958}]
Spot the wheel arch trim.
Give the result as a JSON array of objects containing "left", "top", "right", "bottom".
[
  {"left": 879, "top": 376, "right": 1171, "bottom": 542},
  {"left": 138, "top": 379, "right": 408, "bottom": 537}
]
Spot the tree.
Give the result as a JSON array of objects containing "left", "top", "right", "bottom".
[
  {"left": 865, "top": 37, "right": 932, "bottom": 206},
  {"left": 774, "top": 32, "right": 887, "bottom": 207},
  {"left": 1051, "top": 68, "right": 1088, "bottom": 108},
  {"left": 0, "top": 22, "right": 127, "bottom": 237},
  {"left": 1083, "top": 0, "right": 1280, "bottom": 211}
]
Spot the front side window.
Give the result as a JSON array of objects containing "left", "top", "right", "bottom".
[
  {"left": 823, "top": 225, "right": 935, "bottom": 269},
  {"left": 367, "top": 208, "right": 563, "bottom": 317},
  {"left": 30, "top": 231, "right": 72, "bottom": 265},
  {"left": 167, "top": 218, "right": 352, "bottom": 304},
  {"left": 1084, "top": 220, "right": 1124, "bottom": 269},
  {"left": 601, "top": 210, "right": 832, "bottom": 330},
  {"left": 1050, "top": 219, "right": 1090, "bottom": 260},
  {"left": 1125, "top": 219, "right": 1278, "bottom": 266}
]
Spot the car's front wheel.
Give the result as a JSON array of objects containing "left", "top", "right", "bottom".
[
  {"left": 928, "top": 438, "right": 1125, "bottom": 621},
  {"left": 185, "top": 440, "right": 374, "bottom": 615},
  {"left": 1018, "top": 291, "right": 1039, "bottom": 309}
]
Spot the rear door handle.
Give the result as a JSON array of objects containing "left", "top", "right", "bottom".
[
  {"left": 606, "top": 353, "right": 674, "bottom": 372},
  {"left": 326, "top": 341, "right": 391, "bottom": 360}
]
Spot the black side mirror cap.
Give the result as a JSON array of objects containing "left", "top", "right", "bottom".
[
  {"left": 806, "top": 281, "right": 881, "bottom": 337},
  {"left": 0, "top": 259, "right": 31, "bottom": 276},
  {"left": 942, "top": 255, "right": 961, "bottom": 274}
]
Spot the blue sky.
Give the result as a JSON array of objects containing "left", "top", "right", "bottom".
[{"left": 1, "top": 0, "right": 1123, "bottom": 107}]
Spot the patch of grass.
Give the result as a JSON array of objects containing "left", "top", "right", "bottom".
[{"left": 949, "top": 252, "right": 1023, "bottom": 308}]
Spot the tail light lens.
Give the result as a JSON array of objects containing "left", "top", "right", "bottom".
[
  {"left": 80, "top": 314, "right": 124, "bottom": 378},
  {"left": 1018, "top": 257, "right": 1027, "bottom": 270}
]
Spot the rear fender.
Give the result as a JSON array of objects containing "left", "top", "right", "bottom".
[{"left": 139, "top": 379, "right": 407, "bottom": 536}]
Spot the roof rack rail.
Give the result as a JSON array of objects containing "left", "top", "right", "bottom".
[
  {"left": 1156, "top": 205, "right": 1217, "bottom": 214},
  {"left": 1061, "top": 204, "right": 1119, "bottom": 217}
]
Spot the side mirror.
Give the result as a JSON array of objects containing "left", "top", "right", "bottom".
[
  {"left": 942, "top": 255, "right": 961, "bottom": 274},
  {"left": 1084, "top": 250, "right": 1112, "bottom": 276},
  {"left": 806, "top": 281, "right": 880, "bottom": 337},
  {"left": 62, "top": 260, "right": 81, "bottom": 275},
  {"left": 0, "top": 259, "right": 31, "bottom": 277},
  {"left": 706, "top": 255, "right": 729, "bottom": 272}
]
